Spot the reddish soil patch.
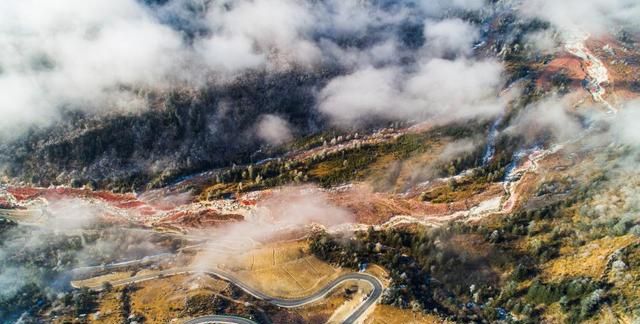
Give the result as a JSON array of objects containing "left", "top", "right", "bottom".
[
  {"left": 8, "top": 186, "right": 139, "bottom": 204},
  {"left": 0, "top": 197, "right": 12, "bottom": 209},
  {"left": 239, "top": 199, "right": 257, "bottom": 206},
  {"left": 91, "top": 190, "right": 136, "bottom": 202},
  {"left": 7, "top": 187, "right": 42, "bottom": 201},
  {"left": 326, "top": 183, "right": 503, "bottom": 225},
  {"left": 328, "top": 188, "right": 429, "bottom": 224},
  {"left": 5, "top": 186, "right": 173, "bottom": 224},
  {"left": 4, "top": 185, "right": 237, "bottom": 230},
  {"left": 536, "top": 53, "right": 588, "bottom": 92},
  {"left": 587, "top": 37, "right": 640, "bottom": 103},
  {"left": 156, "top": 209, "right": 243, "bottom": 229}
]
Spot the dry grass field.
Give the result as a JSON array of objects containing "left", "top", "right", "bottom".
[
  {"left": 365, "top": 305, "right": 448, "bottom": 324},
  {"left": 294, "top": 282, "right": 354, "bottom": 324},
  {"left": 220, "top": 240, "right": 346, "bottom": 298},
  {"left": 542, "top": 235, "right": 638, "bottom": 280},
  {"left": 71, "top": 271, "right": 135, "bottom": 289},
  {"left": 129, "top": 274, "right": 229, "bottom": 323},
  {"left": 59, "top": 274, "right": 233, "bottom": 324},
  {"left": 66, "top": 240, "right": 389, "bottom": 323}
]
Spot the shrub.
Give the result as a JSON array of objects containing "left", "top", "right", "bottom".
[{"left": 580, "top": 289, "right": 604, "bottom": 319}]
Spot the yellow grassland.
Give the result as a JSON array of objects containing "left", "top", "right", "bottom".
[
  {"left": 542, "top": 235, "right": 638, "bottom": 280},
  {"left": 365, "top": 305, "right": 449, "bottom": 324},
  {"left": 71, "top": 271, "right": 134, "bottom": 289}
]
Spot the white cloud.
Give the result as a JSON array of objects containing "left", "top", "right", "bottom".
[
  {"left": 318, "top": 38, "right": 404, "bottom": 69},
  {"left": 611, "top": 100, "right": 640, "bottom": 146},
  {"left": 405, "top": 58, "right": 505, "bottom": 117},
  {"left": 318, "top": 58, "right": 505, "bottom": 125},
  {"left": 524, "top": 29, "right": 560, "bottom": 54},
  {"left": 193, "top": 185, "right": 353, "bottom": 267},
  {"left": 255, "top": 114, "right": 293, "bottom": 146},
  {"left": 418, "top": 0, "right": 486, "bottom": 16},
  {"left": 195, "top": 34, "right": 265, "bottom": 72},
  {"left": 439, "top": 138, "right": 478, "bottom": 161},
  {"left": 201, "top": 0, "right": 322, "bottom": 70},
  {"left": 519, "top": 0, "right": 640, "bottom": 36},
  {"left": 0, "top": 0, "right": 529, "bottom": 138},
  {"left": 506, "top": 95, "right": 584, "bottom": 142},
  {"left": 0, "top": 0, "right": 326, "bottom": 138},
  {"left": 318, "top": 66, "right": 402, "bottom": 123},
  {"left": 423, "top": 18, "right": 480, "bottom": 57},
  {"left": 0, "top": 0, "right": 189, "bottom": 136}
]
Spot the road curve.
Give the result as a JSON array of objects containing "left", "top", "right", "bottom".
[
  {"left": 183, "top": 314, "right": 257, "bottom": 324},
  {"left": 74, "top": 267, "right": 382, "bottom": 324}
]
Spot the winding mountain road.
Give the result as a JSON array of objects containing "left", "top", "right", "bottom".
[
  {"left": 74, "top": 267, "right": 383, "bottom": 324},
  {"left": 183, "top": 315, "right": 257, "bottom": 324}
]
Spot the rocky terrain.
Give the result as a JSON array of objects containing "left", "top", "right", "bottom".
[{"left": 1, "top": 0, "right": 640, "bottom": 323}]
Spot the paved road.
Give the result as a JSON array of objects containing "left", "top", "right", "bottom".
[
  {"left": 75, "top": 267, "right": 382, "bottom": 324},
  {"left": 184, "top": 315, "right": 257, "bottom": 324}
]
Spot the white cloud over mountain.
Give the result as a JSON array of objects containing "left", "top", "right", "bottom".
[{"left": 4, "top": 0, "right": 637, "bottom": 140}]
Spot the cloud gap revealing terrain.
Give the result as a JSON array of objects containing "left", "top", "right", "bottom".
[{"left": 1, "top": 0, "right": 640, "bottom": 323}]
